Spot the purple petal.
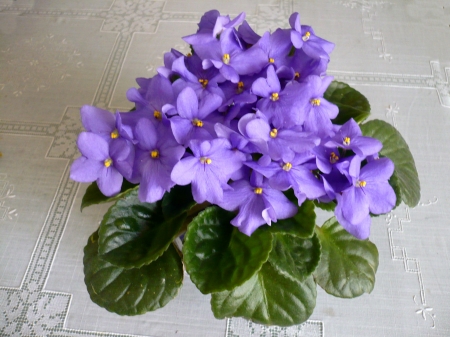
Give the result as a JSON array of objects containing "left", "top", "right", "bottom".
[
  {"left": 365, "top": 181, "right": 396, "bottom": 214},
  {"left": 77, "top": 132, "right": 109, "bottom": 160},
  {"left": 80, "top": 106, "right": 115, "bottom": 134},
  {"left": 341, "top": 187, "right": 369, "bottom": 224},
  {"left": 70, "top": 156, "right": 103, "bottom": 182},
  {"left": 177, "top": 87, "right": 199, "bottom": 119},
  {"left": 171, "top": 156, "right": 198, "bottom": 185},
  {"left": 97, "top": 167, "right": 123, "bottom": 196}
]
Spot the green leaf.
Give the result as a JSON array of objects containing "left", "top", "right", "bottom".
[
  {"left": 81, "top": 180, "right": 137, "bottom": 211},
  {"left": 313, "top": 199, "right": 336, "bottom": 212},
  {"left": 265, "top": 200, "right": 316, "bottom": 238},
  {"left": 98, "top": 189, "right": 185, "bottom": 269},
  {"left": 83, "top": 231, "right": 183, "bottom": 315},
  {"left": 324, "top": 81, "right": 371, "bottom": 125},
  {"left": 162, "top": 184, "right": 195, "bottom": 219},
  {"left": 211, "top": 250, "right": 317, "bottom": 326},
  {"left": 183, "top": 206, "right": 273, "bottom": 294},
  {"left": 269, "top": 233, "right": 321, "bottom": 282},
  {"left": 313, "top": 217, "right": 379, "bottom": 298},
  {"left": 360, "top": 119, "right": 420, "bottom": 207}
]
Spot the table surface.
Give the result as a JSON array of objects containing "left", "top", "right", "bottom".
[{"left": 1, "top": 0, "right": 450, "bottom": 336}]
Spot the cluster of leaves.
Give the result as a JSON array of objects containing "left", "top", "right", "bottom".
[{"left": 82, "top": 82, "right": 420, "bottom": 326}]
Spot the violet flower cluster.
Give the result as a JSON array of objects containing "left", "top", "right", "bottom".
[{"left": 70, "top": 11, "right": 396, "bottom": 240}]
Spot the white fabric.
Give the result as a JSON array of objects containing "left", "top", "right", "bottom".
[{"left": 1, "top": 0, "right": 450, "bottom": 336}]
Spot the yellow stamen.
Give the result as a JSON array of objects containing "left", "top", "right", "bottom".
[
  {"left": 187, "top": 53, "right": 192, "bottom": 57},
  {"left": 329, "top": 152, "right": 339, "bottom": 164},
  {"left": 270, "top": 128, "right": 278, "bottom": 138},
  {"left": 302, "top": 31, "right": 311, "bottom": 41},
  {"left": 150, "top": 150, "right": 159, "bottom": 158},
  {"left": 269, "top": 57, "right": 275, "bottom": 63},
  {"left": 282, "top": 162, "right": 292, "bottom": 171},
  {"left": 200, "top": 157, "right": 212, "bottom": 164},
  {"left": 237, "top": 81, "right": 244, "bottom": 93},
  {"left": 343, "top": 137, "right": 351, "bottom": 146},
  {"left": 270, "top": 92, "right": 279, "bottom": 101},
  {"left": 104, "top": 158, "right": 113, "bottom": 167},
  {"left": 192, "top": 118, "right": 203, "bottom": 127},
  {"left": 357, "top": 180, "right": 367, "bottom": 187},
  {"left": 294, "top": 72, "right": 300, "bottom": 79},
  {"left": 222, "top": 53, "right": 230, "bottom": 64},
  {"left": 254, "top": 187, "right": 263, "bottom": 194},
  {"left": 310, "top": 98, "right": 321, "bottom": 106},
  {"left": 198, "top": 78, "right": 208, "bottom": 87},
  {"left": 153, "top": 110, "right": 162, "bottom": 120},
  {"left": 110, "top": 129, "right": 119, "bottom": 139}
]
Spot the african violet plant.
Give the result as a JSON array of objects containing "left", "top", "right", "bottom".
[{"left": 71, "top": 10, "right": 420, "bottom": 326}]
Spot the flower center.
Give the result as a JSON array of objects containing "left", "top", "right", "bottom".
[
  {"left": 186, "top": 52, "right": 192, "bottom": 57},
  {"left": 310, "top": 98, "right": 321, "bottom": 106},
  {"left": 294, "top": 72, "right": 300, "bottom": 79},
  {"left": 154, "top": 110, "right": 162, "bottom": 120},
  {"left": 198, "top": 78, "right": 208, "bottom": 87},
  {"left": 270, "top": 92, "right": 279, "bottom": 101},
  {"left": 150, "top": 150, "right": 159, "bottom": 158},
  {"left": 254, "top": 187, "right": 263, "bottom": 194},
  {"left": 329, "top": 152, "right": 339, "bottom": 164},
  {"left": 192, "top": 118, "right": 203, "bottom": 127},
  {"left": 282, "top": 162, "right": 292, "bottom": 171},
  {"left": 222, "top": 53, "right": 230, "bottom": 64},
  {"left": 302, "top": 31, "right": 311, "bottom": 41},
  {"left": 343, "top": 137, "right": 351, "bottom": 146},
  {"left": 200, "top": 156, "right": 212, "bottom": 164},
  {"left": 269, "top": 57, "right": 275, "bottom": 63},
  {"left": 104, "top": 158, "right": 113, "bottom": 167},
  {"left": 110, "top": 129, "right": 119, "bottom": 139},
  {"left": 357, "top": 180, "right": 367, "bottom": 187},
  {"left": 236, "top": 81, "right": 244, "bottom": 93},
  {"left": 270, "top": 128, "right": 278, "bottom": 138}
]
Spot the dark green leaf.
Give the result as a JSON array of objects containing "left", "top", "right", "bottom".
[
  {"left": 183, "top": 206, "right": 273, "bottom": 294},
  {"left": 83, "top": 231, "right": 183, "bottom": 315},
  {"left": 211, "top": 253, "right": 317, "bottom": 326},
  {"left": 313, "top": 199, "right": 336, "bottom": 212},
  {"left": 265, "top": 200, "right": 316, "bottom": 238},
  {"left": 162, "top": 184, "right": 195, "bottom": 219},
  {"left": 98, "top": 189, "right": 185, "bottom": 269},
  {"left": 81, "top": 180, "right": 137, "bottom": 211},
  {"left": 361, "top": 119, "right": 420, "bottom": 207},
  {"left": 324, "top": 81, "right": 371, "bottom": 125},
  {"left": 269, "top": 233, "right": 321, "bottom": 282},
  {"left": 313, "top": 217, "right": 378, "bottom": 298}
]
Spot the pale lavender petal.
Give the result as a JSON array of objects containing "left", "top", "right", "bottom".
[
  {"left": 80, "top": 106, "right": 115, "bottom": 134},
  {"left": 365, "top": 181, "right": 396, "bottom": 214},
  {"left": 77, "top": 132, "right": 109, "bottom": 160},
  {"left": 341, "top": 187, "right": 369, "bottom": 224},
  {"left": 70, "top": 157, "right": 103, "bottom": 182},
  {"left": 171, "top": 156, "right": 198, "bottom": 185},
  {"left": 97, "top": 167, "right": 123, "bottom": 196}
]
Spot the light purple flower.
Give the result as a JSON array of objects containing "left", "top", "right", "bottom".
[
  {"left": 218, "top": 172, "right": 298, "bottom": 236},
  {"left": 334, "top": 157, "right": 396, "bottom": 239},
  {"left": 134, "top": 118, "right": 185, "bottom": 203},
  {"left": 70, "top": 132, "right": 133, "bottom": 196},
  {"left": 171, "top": 138, "right": 243, "bottom": 204}
]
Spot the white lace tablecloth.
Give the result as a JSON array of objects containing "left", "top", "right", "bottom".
[{"left": 1, "top": 1, "right": 449, "bottom": 336}]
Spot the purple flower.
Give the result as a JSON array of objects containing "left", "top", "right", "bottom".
[
  {"left": 289, "top": 12, "right": 335, "bottom": 60},
  {"left": 169, "top": 86, "right": 222, "bottom": 146},
  {"left": 246, "top": 153, "right": 326, "bottom": 204},
  {"left": 218, "top": 172, "right": 297, "bottom": 236},
  {"left": 257, "top": 29, "right": 292, "bottom": 69},
  {"left": 328, "top": 118, "right": 382, "bottom": 157},
  {"left": 133, "top": 118, "right": 185, "bottom": 203},
  {"left": 199, "top": 28, "right": 267, "bottom": 83},
  {"left": 238, "top": 111, "right": 320, "bottom": 161},
  {"left": 171, "top": 138, "right": 243, "bottom": 204},
  {"left": 251, "top": 65, "right": 305, "bottom": 127},
  {"left": 80, "top": 106, "right": 133, "bottom": 142},
  {"left": 70, "top": 132, "right": 134, "bottom": 196},
  {"left": 300, "top": 75, "right": 338, "bottom": 137},
  {"left": 334, "top": 157, "right": 396, "bottom": 239}
]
